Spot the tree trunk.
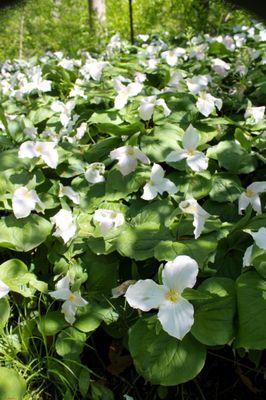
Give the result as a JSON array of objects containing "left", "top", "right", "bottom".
[{"left": 88, "top": 0, "right": 106, "bottom": 32}]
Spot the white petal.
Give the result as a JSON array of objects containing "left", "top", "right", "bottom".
[
  {"left": 85, "top": 163, "right": 105, "bottom": 183},
  {"left": 134, "top": 147, "right": 150, "bottom": 164},
  {"left": 62, "top": 301, "right": 77, "bottom": 324},
  {"left": 251, "top": 228, "right": 266, "bottom": 250},
  {"left": 166, "top": 149, "right": 187, "bottom": 162},
  {"left": 158, "top": 297, "right": 194, "bottom": 340},
  {"left": 18, "top": 141, "right": 37, "bottom": 159},
  {"left": 59, "top": 185, "right": 80, "bottom": 204},
  {"left": 125, "top": 279, "right": 166, "bottom": 311},
  {"left": 243, "top": 245, "right": 253, "bottom": 267},
  {"left": 127, "top": 82, "right": 142, "bottom": 97},
  {"left": 72, "top": 292, "right": 88, "bottom": 307},
  {"left": 141, "top": 182, "right": 158, "bottom": 200},
  {"left": 139, "top": 102, "right": 155, "bottom": 121},
  {"left": 157, "top": 178, "right": 177, "bottom": 195},
  {"left": 250, "top": 194, "right": 262, "bottom": 214},
  {"left": 196, "top": 96, "right": 214, "bottom": 117},
  {"left": 247, "top": 182, "right": 266, "bottom": 194},
  {"left": 12, "top": 187, "right": 39, "bottom": 219},
  {"left": 115, "top": 93, "right": 129, "bottom": 109},
  {"left": 56, "top": 276, "right": 71, "bottom": 290},
  {"left": 150, "top": 163, "right": 165, "bottom": 182},
  {"left": 117, "top": 156, "right": 137, "bottom": 176},
  {"left": 186, "top": 151, "right": 208, "bottom": 172},
  {"left": 156, "top": 98, "right": 171, "bottom": 116},
  {"left": 162, "top": 255, "right": 199, "bottom": 292},
  {"left": 238, "top": 193, "right": 250, "bottom": 214},
  {"left": 182, "top": 125, "right": 199, "bottom": 150},
  {"left": 0, "top": 279, "right": 10, "bottom": 299},
  {"left": 49, "top": 288, "right": 71, "bottom": 301},
  {"left": 39, "top": 143, "right": 58, "bottom": 168}
]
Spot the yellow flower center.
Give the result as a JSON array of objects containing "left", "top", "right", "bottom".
[
  {"left": 22, "top": 190, "right": 31, "bottom": 199},
  {"left": 35, "top": 144, "right": 44, "bottom": 153},
  {"left": 126, "top": 147, "right": 135, "bottom": 156},
  {"left": 111, "top": 212, "right": 117, "bottom": 219},
  {"left": 68, "top": 293, "right": 76, "bottom": 302},
  {"left": 187, "top": 147, "right": 195, "bottom": 156},
  {"left": 165, "top": 288, "right": 180, "bottom": 303},
  {"left": 245, "top": 189, "right": 254, "bottom": 198}
]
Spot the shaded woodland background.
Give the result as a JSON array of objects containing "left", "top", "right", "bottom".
[{"left": 0, "top": 0, "right": 253, "bottom": 60}]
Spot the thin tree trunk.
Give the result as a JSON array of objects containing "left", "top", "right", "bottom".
[
  {"left": 88, "top": 0, "right": 106, "bottom": 32},
  {"left": 129, "top": 0, "right": 134, "bottom": 44}
]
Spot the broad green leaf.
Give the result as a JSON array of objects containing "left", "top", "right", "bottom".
[
  {"left": 105, "top": 168, "right": 148, "bottom": 200},
  {"left": 251, "top": 244, "right": 266, "bottom": 278},
  {"left": 129, "top": 316, "right": 206, "bottom": 385},
  {"left": 0, "top": 298, "right": 10, "bottom": 328},
  {"left": 235, "top": 272, "right": 266, "bottom": 349},
  {"left": 38, "top": 311, "right": 68, "bottom": 336},
  {"left": 0, "top": 368, "right": 26, "bottom": 400},
  {"left": 55, "top": 327, "right": 86, "bottom": 358},
  {"left": 191, "top": 277, "right": 236, "bottom": 345},
  {"left": 75, "top": 302, "right": 118, "bottom": 333},
  {"left": 0, "top": 214, "right": 52, "bottom": 252},
  {"left": 210, "top": 173, "right": 242, "bottom": 203},
  {"left": 169, "top": 171, "right": 212, "bottom": 199}
]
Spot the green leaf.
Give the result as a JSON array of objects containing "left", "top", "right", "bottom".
[
  {"left": 207, "top": 140, "right": 257, "bottom": 174},
  {"left": 191, "top": 278, "right": 236, "bottom": 345},
  {"left": 129, "top": 316, "right": 206, "bottom": 385},
  {"left": 235, "top": 272, "right": 266, "bottom": 350},
  {"left": 38, "top": 311, "right": 68, "bottom": 336},
  {"left": 210, "top": 173, "right": 242, "bottom": 203},
  {"left": 251, "top": 245, "right": 266, "bottom": 278},
  {"left": 0, "top": 367, "right": 26, "bottom": 400},
  {"left": 140, "top": 124, "right": 182, "bottom": 162},
  {"left": 84, "top": 137, "right": 121, "bottom": 163},
  {"left": 116, "top": 222, "right": 173, "bottom": 260},
  {"left": 89, "top": 111, "right": 123, "bottom": 125},
  {"left": 55, "top": 327, "right": 86, "bottom": 358},
  {"left": 154, "top": 233, "right": 217, "bottom": 267},
  {"left": 0, "top": 298, "right": 10, "bottom": 328},
  {"left": 0, "top": 149, "right": 28, "bottom": 171},
  {"left": 105, "top": 168, "right": 148, "bottom": 200},
  {"left": 74, "top": 302, "right": 118, "bottom": 333},
  {"left": 0, "top": 259, "right": 32, "bottom": 296},
  {"left": 169, "top": 171, "right": 212, "bottom": 199},
  {"left": 0, "top": 214, "right": 52, "bottom": 252}
]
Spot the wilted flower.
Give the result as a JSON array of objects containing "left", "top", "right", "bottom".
[
  {"left": 49, "top": 276, "right": 88, "bottom": 324},
  {"left": 166, "top": 124, "right": 208, "bottom": 172},
  {"left": 84, "top": 162, "right": 105, "bottom": 183},
  {"left": 59, "top": 184, "right": 80, "bottom": 205},
  {"left": 18, "top": 141, "right": 58, "bottom": 168},
  {"left": 179, "top": 198, "right": 210, "bottom": 239},
  {"left": 196, "top": 92, "right": 222, "bottom": 117},
  {"left": 12, "top": 187, "right": 44, "bottom": 219},
  {"left": 51, "top": 209, "right": 77, "bottom": 243},
  {"left": 0, "top": 280, "right": 10, "bottom": 299},
  {"left": 111, "top": 280, "right": 136, "bottom": 298},
  {"left": 93, "top": 209, "right": 125, "bottom": 236},
  {"left": 125, "top": 255, "right": 199, "bottom": 340},
  {"left": 141, "top": 163, "right": 177, "bottom": 200},
  {"left": 239, "top": 182, "right": 266, "bottom": 215},
  {"left": 110, "top": 145, "right": 150, "bottom": 176},
  {"left": 138, "top": 95, "right": 171, "bottom": 120}
]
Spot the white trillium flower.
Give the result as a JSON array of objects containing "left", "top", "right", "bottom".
[
  {"left": 166, "top": 124, "right": 208, "bottom": 172},
  {"left": 196, "top": 92, "right": 223, "bottom": 117},
  {"left": 18, "top": 141, "right": 58, "bottom": 168},
  {"left": 49, "top": 276, "right": 88, "bottom": 324},
  {"left": 125, "top": 255, "right": 199, "bottom": 340},
  {"left": 186, "top": 75, "right": 209, "bottom": 94},
  {"left": 93, "top": 209, "right": 125, "bottom": 236},
  {"left": 12, "top": 187, "right": 44, "bottom": 219},
  {"left": 80, "top": 58, "right": 108, "bottom": 81},
  {"left": 179, "top": 198, "right": 210, "bottom": 239},
  {"left": 51, "top": 100, "right": 75, "bottom": 127},
  {"left": 138, "top": 95, "right": 171, "bottom": 121},
  {"left": 161, "top": 48, "right": 186, "bottom": 66},
  {"left": 51, "top": 209, "right": 77, "bottom": 243},
  {"left": 113, "top": 78, "right": 143, "bottom": 109},
  {"left": 212, "top": 58, "right": 230, "bottom": 76},
  {"left": 59, "top": 184, "right": 80, "bottom": 205},
  {"left": 244, "top": 105, "right": 265, "bottom": 125},
  {"left": 110, "top": 145, "right": 150, "bottom": 176},
  {"left": 243, "top": 227, "right": 266, "bottom": 267},
  {"left": 238, "top": 182, "right": 266, "bottom": 215},
  {"left": 0, "top": 279, "right": 10, "bottom": 299},
  {"left": 141, "top": 163, "right": 177, "bottom": 201},
  {"left": 84, "top": 162, "right": 105, "bottom": 183}
]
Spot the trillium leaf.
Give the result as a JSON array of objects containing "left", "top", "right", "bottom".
[
  {"left": 210, "top": 173, "right": 242, "bottom": 203},
  {"left": 0, "top": 298, "right": 10, "bottom": 328},
  {"left": 169, "top": 171, "right": 212, "bottom": 199},
  {"left": 105, "top": 168, "right": 148, "bottom": 200},
  {"left": 191, "top": 277, "right": 236, "bottom": 345},
  {"left": 235, "top": 272, "right": 266, "bottom": 350},
  {"left": 0, "top": 214, "right": 52, "bottom": 252},
  {"left": 0, "top": 367, "right": 26, "bottom": 400},
  {"left": 128, "top": 315, "right": 206, "bottom": 386},
  {"left": 251, "top": 244, "right": 266, "bottom": 278},
  {"left": 55, "top": 327, "right": 86, "bottom": 358},
  {"left": 74, "top": 302, "right": 118, "bottom": 333},
  {"left": 38, "top": 311, "right": 68, "bottom": 336}
]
